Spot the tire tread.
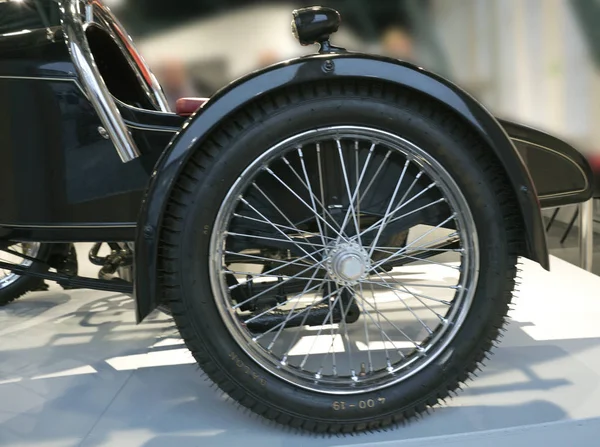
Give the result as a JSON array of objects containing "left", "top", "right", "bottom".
[{"left": 159, "top": 80, "right": 523, "bottom": 433}]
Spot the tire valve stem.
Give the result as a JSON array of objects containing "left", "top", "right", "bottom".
[{"left": 359, "top": 362, "right": 367, "bottom": 377}]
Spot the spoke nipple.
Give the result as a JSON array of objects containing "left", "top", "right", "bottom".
[
  {"left": 282, "top": 157, "right": 290, "bottom": 165},
  {"left": 359, "top": 363, "right": 367, "bottom": 376},
  {"left": 315, "top": 372, "right": 322, "bottom": 380},
  {"left": 351, "top": 371, "right": 358, "bottom": 382}
]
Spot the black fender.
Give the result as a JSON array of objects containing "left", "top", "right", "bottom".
[{"left": 134, "top": 53, "right": 550, "bottom": 322}]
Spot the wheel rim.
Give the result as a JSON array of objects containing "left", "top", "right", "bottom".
[
  {"left": 0, "top": 243, "right": 41, "bottom": 289},
  {"left": 210, "top": 126, "right": 479, "bottom": 394}
]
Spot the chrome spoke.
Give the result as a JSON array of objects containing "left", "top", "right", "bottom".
[
  {"left": 266, "top": 269, "right": 325, "bottom": 351},
  {"left": 336, "top": 140, "right": 375, "bottom": 244},
  {"left": 354, "top": 185, "right": 442, "bottom": 244},
  {"left": 224, "top": 249, "right": 321, "bottom": 266},
  {"left": 299, "top": 287, "right": 345, "bottom": 370},
  {"left": 227, "top": 247, "right": 328, "bottom": 291},
  {"left": 254, "top": 285, "right": 340, "bottom": 344},
  {"left": 359, "top": 283, "right": 373, "bottom": 373},
  {"left": 370, "top": 215, "right": 457, "bottom": 271},
  {"left": 296, "top": 148, "right": 328, "bottom": 247},
  {"left": 226, "top": 231, "right": 327, "bottom": 249},
  {"left": 231, "top": 258, "right": 327, "bottom": 310},
  {"left": 278, "top": 282, "right": 331, "bottom": 364},
  {"left": 339, "top": 290, "right": 357, "bottom": 379},
  {"left": 271, "top": 161, "right": 345, "bottom": 238},
  {"left": 374, "top": 267, "right": 450, "bottom": 324},
  {"left": 373, "top": 250, "right": 461, "bottom": 270},
  {"left": 240, "top": 197, "right": 323, "bottom": 263},
  {"left": 371, "top": 270, "right": 434, "bottom": 335},
  {"left": 251, "top": 182, "right": 329, "bottom": 242},
  {"left": 373, "top": 246, "right": 460, "bottom": 253},
  {"left": 211, "top": 126, "right": 478, "bottom": 393},
  {"left": 0, "top": 243, "right": 39, "bottom": 288},
  {"left": 369, "top": 280, "right": 458, "bottom": 290},
  {"left": 361, "top": 279, "right": 453, "bottom": 306},
  {"left": 354, "top": 287, "right": 409, "bottom": 358},
  {"left": 245, "top": 281, "right": 323, "bottom": 326},
  {"left": 233, "top": 212, "right": 327, "bottom": 242},
  {"left": 226, "top": 269, "right": 328, "bottom": 284},
  {"left": 369, "top": 281, "right": 390, "bottom": 367},
  {"left": 368, "top": 159, "right": 411, "bottom": 257},
  {"left": 316, "top": 143, "right": 328, "bottom": 227},
  {"left": 358, "top": 149, "right": 392, "bottom": 207}
]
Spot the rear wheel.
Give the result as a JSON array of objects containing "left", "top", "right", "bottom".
[
  {"left": 0, "top": 243, "right": 51, "bottom": 306},
  {"left": 160, "top": 82, "right": 523, "bottom": 433}
]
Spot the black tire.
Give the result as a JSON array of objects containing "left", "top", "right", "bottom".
[
  {"left": 0, "top": 243, "right": 51, "bottom": 306},
  {"left": 159, "top": 81, "right": 525, "bottom": 433}
]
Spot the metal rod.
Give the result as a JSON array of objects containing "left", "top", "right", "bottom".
[
  {"left": 60, "top": 0, "right": 141, "bottom": 162},
  {"left": 579, "top": 199, "right": 594, "bottom": 271}
]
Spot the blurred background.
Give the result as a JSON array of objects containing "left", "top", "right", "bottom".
[
  {"left": 103, "top": 0, "right": 600, "bottom": 262},
  {"left": 104, "top": 0, "right": 600, "bottom": 152}
]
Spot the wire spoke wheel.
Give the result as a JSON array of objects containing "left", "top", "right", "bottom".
[
  {"left": 210, "top": 126, "right": 479, "bottom": 394},
  {"left": 0, "top": 243, "right": 41, "bottom": 289},
  {"left": 163, "top": 83, "right": 521, "bottom": 432}
]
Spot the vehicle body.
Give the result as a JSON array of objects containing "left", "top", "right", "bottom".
[{"left": 0, "top": 0, "right": 593, "bottom": 433}]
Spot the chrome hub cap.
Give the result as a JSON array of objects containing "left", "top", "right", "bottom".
[{"left": 327, "top": 243, "right": 370, "bottom": 285}]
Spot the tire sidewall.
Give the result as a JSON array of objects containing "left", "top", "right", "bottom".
[
  {"left": 0, "top": 243, "right": 51, "bottom": 305},
  {"left": 173, "top": 96, "right": 513, "bottom": 422}
]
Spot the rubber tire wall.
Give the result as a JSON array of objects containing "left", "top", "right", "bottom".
[{"left": 158, "top": 80, "right": 524, "bottom": 433}]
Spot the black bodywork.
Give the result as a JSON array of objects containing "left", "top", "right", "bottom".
[{"left": 0, "top": 1, "right": 593, "bottom": 321}]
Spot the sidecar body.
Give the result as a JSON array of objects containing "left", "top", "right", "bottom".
[
  {"left": 0, "top": 0, "right": 594, "bottom": 433},
  {"left": 0, "top": 1, "right": 590, "bottom": 263}
]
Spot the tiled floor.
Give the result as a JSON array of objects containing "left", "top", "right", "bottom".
[
  {"left": 1, "top": 248, "right": 600, "bottom": 446},
  {"left": 545, "top": 219, "right": 600, "bottom": 275}
]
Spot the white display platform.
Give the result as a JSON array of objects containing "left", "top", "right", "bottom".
[{"left": 1, "top": 254, "right": 600, "bottom": 446}]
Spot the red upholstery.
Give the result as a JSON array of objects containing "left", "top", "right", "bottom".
[
  {"left": 175, "top": 97, "right": 209, "bottom": 116},
  {"left": 588, "top": 154, "right": 600, "bottom": 173}
]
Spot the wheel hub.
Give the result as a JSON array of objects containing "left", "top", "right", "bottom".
[{"left": 327, "top": 243, "right": 370, "bottom": 285}]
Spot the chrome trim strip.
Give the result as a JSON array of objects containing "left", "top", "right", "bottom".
[
  {"left": 0, "top": 75, "right": 87, "bottom": 96},
  {"left": 0, "top": 75, "right": 74, "bottom": 81},
  {"left": 59, "top": 0, "right": 140, "bottom": 162},
  {"left": 1, "top": 78, "right": 177, "bottom": 133},
  {"left": 113, "top": 96, "right": 178, "bottom": 117},
  {"left": 125, "top": 122, "right": 179, "bottom": 133}
]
